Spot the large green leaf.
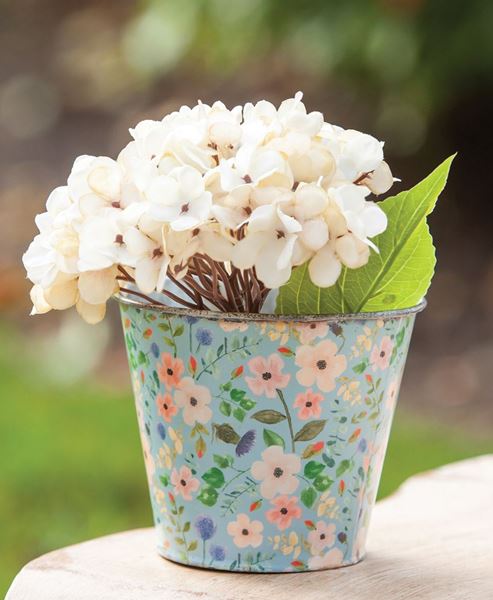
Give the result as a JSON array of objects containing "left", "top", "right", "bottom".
[{"left": 276, "top": 155, "right": 455, "bottom": 314}]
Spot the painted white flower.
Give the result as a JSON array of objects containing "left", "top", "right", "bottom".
[
  {"left": 251, "top": 445, "right": 301, "bottom": 500},
  {"left": 308, "top": 521, "right": 337, "bottom": 554},
  {"left": 174, "top": 377, "right": 212, "bottom": 426},
  {"left": 307, "top": 547, "right": 344, "bottom": 570}
]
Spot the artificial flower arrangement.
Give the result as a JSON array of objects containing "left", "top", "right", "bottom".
[{"left": 23, "top": 93, "right": 453, "bottom": 573}]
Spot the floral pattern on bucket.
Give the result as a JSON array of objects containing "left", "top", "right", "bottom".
[{"left": 122, "top": 303, "right": 416, "bottom": 572}]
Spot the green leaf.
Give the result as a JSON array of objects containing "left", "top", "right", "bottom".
[
  {"left": 173, "top": 324, "right": 184, "bottom": 336},
  {"left": 263, "top": 428, "right": 285, "bottom": 449},
  {"left": 352, "top": 361, "right": 368, "bottom": 374},
  {"left": 304, "top": 461, "right": 326, "bottom": 479},
  {"left": 300, "top": 486, "right": 317, "bottom": 508},
  {"left": 159, "top": 474, "right": 170, "bottom": 487},
  {"left": 137, "top": 350, "right": 147, "bottom": 365},
  {"left": 158, "top": 323, "right": 170, "bottom": 332},
  {"left": 251, "top": 410, "right": 287, "bottom": 424},
  {"left": 187, "top": 540, "right": 198, "bottom": 551},
  {"left": 197, "top": 486, "right": 218, "bottom": 507},
  {"left": 396, "top": 328, "right": 405, "bottom": 347},
  {"left": 230, "top": 388, "right": 246, "bottom": 401},
  {"left": 183, "top": 521, "right": 190, "bottom": 532},
  {"left": 276, "top": 155, "right": 455, "bottom": 314},
  {"left": 336, "top": 459, "right": 351, "bottom": 478},
  {"left": 201, "top": 467, "right": 225, "bottom": 488},
  {"left": 219, "top": 400, "right": 232, "bottom": 417},
  {"left": 322, "top": 453, "right": 335, "bottom": 468},
  {"left": 239, "top": 398, "right": 256, "bottom": 411},
  {"left": 293, "top": 420, "right": 327, "bottom": 442},
  {"left": 313, "top": 474, "right": 333, "bottom": 491},
  {"left": 233, "top": 407, "right": 246, "bottom": 422},
  {"left": 213, "top": 423, "right": 241, "bottom": 444},
  {"left": 213, "top": 454, "right": 234, "bottom": 469}
]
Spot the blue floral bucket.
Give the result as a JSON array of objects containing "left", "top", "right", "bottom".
[{"left": 118, "top": 296, "right": 424, "bottom": 572}]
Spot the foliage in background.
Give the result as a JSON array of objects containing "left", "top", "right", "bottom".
[
  {"left": 127, "top": 0, "right": 493, "bottom": 152},
  {"left": 276, "top": 155, "right": 454, "bottom": 314}
]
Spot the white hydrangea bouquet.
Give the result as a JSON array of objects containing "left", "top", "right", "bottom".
[{"left": 23, "top": 93, "right": 453, "bottom": 320}]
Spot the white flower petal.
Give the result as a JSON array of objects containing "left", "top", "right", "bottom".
[
  {"left": 44, "top": 278, "right": 78, "bottom": 310},
  {"left": 135, "top": 256, "right": 160, "bottom": 294},
  {"left": 335, "top": 234, "right": 370, "bottom": 269},
  {"left": 29, "top": 285, "right": 52, "bottom": 315},
  {"left": 76, "top": 298, "right": 106, "bottom": 324},
  {"left": 308, "top": 245, "right": 342, "bottom": 287},
  {"left": 78, "top": 266, "right": 118, "bottom": 304}
]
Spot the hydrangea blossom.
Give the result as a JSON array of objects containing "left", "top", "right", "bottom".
[{"left": 23, "top": 92, "right": 394, "bottom": 322}]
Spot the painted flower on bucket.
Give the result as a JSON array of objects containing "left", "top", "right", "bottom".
[
  {"left": 293, "top": 388, "right": 324, "bottom": 420},
  {"left": 251, "top": 446, "right": 301, "bottom": 499},
  {"left": 156, "top": 393, "right": 178, "bottom": 422},
  {"left": 295, "top": 340, "right": 347, "bottom": 392},
  {"left": 158, "top": 353, "right": 184, "bottom": 389},
  {"left": 370, "top": 336, "right": 394, "bottom": 371},
  {"left": 307, "top": 521, "right": 337, "bottom": 554},
  {"left": 266, "top": 495, "right": 302, "bottom": 530},
  {"left": 227, "top": 514, "right": 264, "bottom": 548},
  {"left": 174, "top": 377, "right": 212, "bottom": 426},
  {"left": 170, "top": 465, "right": 200, "bottom": 501},
  {"left": 245, "top": 354, "right": 290, "bottom": 398}
]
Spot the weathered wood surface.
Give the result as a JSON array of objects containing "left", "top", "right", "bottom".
[{"left": 6, "top": 456, "right": 493, "bottom": 600}]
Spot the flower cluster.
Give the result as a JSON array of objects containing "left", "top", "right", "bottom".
[{"left": 23, "top": 92, "right": 393, "bottom": 322}]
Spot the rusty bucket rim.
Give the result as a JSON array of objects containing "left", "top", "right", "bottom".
[{"left": 115, "top": 292, "right": 426, "bottom": 323}]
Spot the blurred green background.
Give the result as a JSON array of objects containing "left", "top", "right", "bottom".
[{"left": 1, "top": 0, "right": 492, "bottom": 594}]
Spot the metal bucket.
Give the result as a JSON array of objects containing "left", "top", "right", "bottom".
[{"left": 118, "top": 295, "right": 424, "bottom": 572}]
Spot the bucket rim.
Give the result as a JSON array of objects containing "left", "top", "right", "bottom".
[{"left": 115, "top": 293, "right": 426, "bottom": 323}]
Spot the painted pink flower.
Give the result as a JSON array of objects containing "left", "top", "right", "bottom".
[
  {"left": 370, "top": 336, "right": 393, "bottom": 371},
  {"left": 293, "top": 388, "right": 324, "bottom": 420},
  {"left": 295, "top": 340, "right": 346, "bottom": 392},
  {"left": 174, "top": 377, "right": 212, "bottom": 426},
  {"left": 170, "top": 465, "right": 200, "bottom": 501},
  {"left": 296, "top": 322, "right": 329, "bottom": 344},
  {"left": 308, "top": 521, "right": 336, "bottom": 554},
  {"left": 386, "top": 376, "right": 400, "bottom": 409},
  {"left": 308, "top": 547, "right": 344, "bottom": 570},
  {"left": 156, "top": 393, "right": 178, "bottom": 422},
  {"left": 245, "top": 353, "right": 290, "bottom": 398},
  {"left": 158, "top": 352, "right": 184, "bottom": 389},
  {"left": 251, "top": 445, "right": 301, "bottom": 499},
  {"left": 227, "top": 513, "right": 263, "bottom": 548},
  {"left": 265, "top": 495, "right": 302, "bottom": 530}
]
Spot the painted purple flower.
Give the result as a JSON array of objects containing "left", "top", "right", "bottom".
[
  {"left": 157, "top": 422, "right": 166, "bottom": 440},
  {"left": 210, "top": 544, "right": 226, "bottom": 562},
  {"left": 195, "top": 516, "right": 216, "bottom": 541},
  {"left": 338, "top": 532, "right": 347, "bottom": 543},
  {"left": 196, "top": 328, "right": 213, "bottom": 346},
  {"left": 357, "top": 438, "right": 367, "bottom": 453},
  {"left": 150, "top": 342, "right": 160, "bottom": 358},
  {"left": 235, "top": 430, "right": 256, "bottom": 457},
  {"left": 185, "top": 316, "right": 199, "bottom": 325}
]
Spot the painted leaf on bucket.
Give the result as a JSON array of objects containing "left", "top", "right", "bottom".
[{"left": 276, "top": 155, "right": 455, "bottom": 315}]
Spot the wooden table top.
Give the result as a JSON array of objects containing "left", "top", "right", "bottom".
[{"left": 6, "top": 455, "right": 493, "bottom": 600}]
